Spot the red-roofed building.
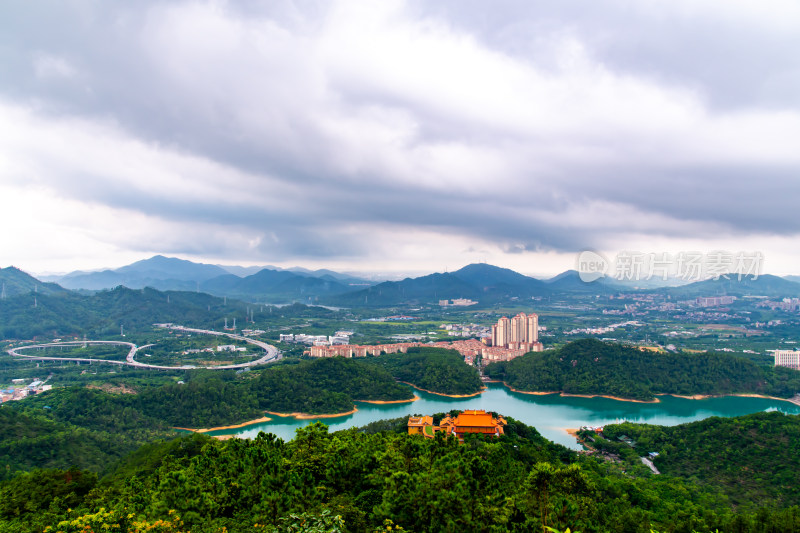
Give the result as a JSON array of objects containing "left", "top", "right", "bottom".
[{"left": 407, "top": 410, "right": 506, "bottom": 440}]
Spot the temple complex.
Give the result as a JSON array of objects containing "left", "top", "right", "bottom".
[{"left": 407, "top": 410, "right": 506, "bottom": 440}]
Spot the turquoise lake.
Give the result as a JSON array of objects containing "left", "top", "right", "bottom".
[{"left": 203, "top": 383, "right": 800, "bottom": 449}]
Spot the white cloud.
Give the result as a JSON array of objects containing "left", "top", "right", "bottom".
[
  {"left": 1, "top": 0, "right": 800, "bottom": 274},
  {"left": 33, "top": 53, "right": 78, "bottom": 80}
]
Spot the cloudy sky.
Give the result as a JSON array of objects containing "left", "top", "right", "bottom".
[{"left": 2, "top": 0, "right": 800, "bottom": 277}]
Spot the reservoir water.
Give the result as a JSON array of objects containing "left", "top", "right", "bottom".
[{"left": 204, "top": 383, "right": 800, "bottom": 449}]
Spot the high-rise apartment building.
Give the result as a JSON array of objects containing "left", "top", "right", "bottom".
[{"left": 491, "top": 312, "right": 541, "bottom": 352}]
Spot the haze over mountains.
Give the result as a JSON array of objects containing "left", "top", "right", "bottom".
[{"left": 3, "top": 256, "right": 800, "bottom": 307}]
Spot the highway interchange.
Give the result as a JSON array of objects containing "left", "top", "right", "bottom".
[{"left": 6, "top": 325, "right": 281, "bottom": 370}]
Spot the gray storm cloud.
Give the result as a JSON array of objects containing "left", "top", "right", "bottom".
[{"left": 1, "top": 0, "right": 799, "bottom": 269}]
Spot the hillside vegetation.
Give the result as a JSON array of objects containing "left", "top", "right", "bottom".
[
  {"left": 366, "top": 346, "right": 483, "bottom": 395},
  {"left": 0, "top": 394, "right": 173, "bottom": 482},
  {"left": 2, "top": 357, "right": 412, "bottom": 439},
  {"left": 599, "top": 411, "right": 800, "bottom": 508},
  {"left": 3, "top": 416, "right": 800, "bottom": 532},
  {"left": 486, "top": 338, "right": 800, "bottom": 401},
  {"left": 251, "top": 357, "right": 413, "bottom": 414},
  {"left": 0, "top": 286, "right": 242, "bottom": 340}
]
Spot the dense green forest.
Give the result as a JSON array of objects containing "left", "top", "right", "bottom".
[
  {"left": 486, "top": 338, "right": 800, "bottom": 401},
  {"left": 0, "top": 286, "right": 244, "bottom": 340},
  {"left": 2, "top": 357, "right": 413, "bottom": 439},
  {"left": 3, "top": 415, "right": 800, "bottom": 532},
  {"left": 250, "top": 357, "right": 413, "bottom": 414},
  {"left": 0, "top": 387, "right": 178, "bottom": 482},
  {"left": 595, "top": 411, "right": 800, "bottom": 508},
  {"left": 0, "top": 407, "right": 168, "bottom": 482},
  {"left": 0, "top": 286, "right": 337, "bottom": 341},
  {"left": 365, "top": 347, "right": 484, "bottom": 395}
]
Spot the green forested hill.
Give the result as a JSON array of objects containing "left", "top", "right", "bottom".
[
  {"left": 486, "top": 338, "right": 800, "bottom": 401},
  {"left": 600, "top": 411, "right": 800, "bottom": 508},
  {"left": 365, "top": 347, "right": 483, "bottom": 395},
  {"left": 3, "top": 357, "right": 412, "bottom": 441},
  {"left": 0, "top": 286, "right": 248, "bottom": 340},
  {"left": 0, "top": 393, "right": 176, "bottom": 483},
  {"left": 2, "top": 416, "right": 800, "bottom": 533},
  {"left": 0, "top": 357, "right": 412, "bottom": 482},
  {"left": 0, "top": 267, "right": 68, "bottom": 297},
  {"left": 250, "top": 357, "right": 413, "bottom": 414}
]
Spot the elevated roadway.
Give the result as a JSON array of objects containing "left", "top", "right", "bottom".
[{"left": 7, "top": 327, "right": 281, "bottom": 370}]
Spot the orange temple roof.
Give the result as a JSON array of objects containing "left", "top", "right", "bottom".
[{"left": 454, "top": 410, "right": 496, "bottom": 427}]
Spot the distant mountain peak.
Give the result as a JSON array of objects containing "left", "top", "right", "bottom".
[{"left": 0, "top": 266, "right": 68, "bottom": 297}]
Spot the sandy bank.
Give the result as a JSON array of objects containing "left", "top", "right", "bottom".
[
  {"left": 400, "top": 381, "right": 486, "bottom": 398},
  {"left": 662, "top": 392, "right": 800, "bottom": 405},
  {"left": 504, "top": 386, "right": 559, "bottom": 396},
  {"left": 503, "top": 384, "right": 658, "bottom": 403},
  {"left": 173, "top": 416, "right": 272, "bottom": 433},
  {"left": 560, "top": 393, "right": 660, "bottom": 404},
  {"left": 358, "top": 395, "right": 419, "bottom": 404},
  {"left": 265, "top": 408, "right": 358, "bottom": 420}
]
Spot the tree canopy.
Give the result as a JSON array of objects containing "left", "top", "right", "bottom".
[{"left": 486, "top": 338, "right": 800, "bottom": 401}]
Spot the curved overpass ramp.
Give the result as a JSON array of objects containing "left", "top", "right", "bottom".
[{"left": 8, "top": 328, "right": 281, "bottom": 371}]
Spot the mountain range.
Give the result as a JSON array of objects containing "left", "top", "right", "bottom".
[
  {"left": 4, "top": 256, "right": 800, "bottom": 306},
  {"left": 0, "top": 267, "right": 70, "bottom": 298},
  {"left": 37, "top": 255, "right": 371, "bottom": 302}
]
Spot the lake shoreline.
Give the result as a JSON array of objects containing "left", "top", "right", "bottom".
[
  {"left": 173, "top": 408, "right": 362, "bottom": 435},
  {"left": 358, "top": 395, "right": 419, "bottom": 404},
  {"left": 400, "top": 381, "right": 485, "bottom": 398},
  {"left": 561, "top": 392, "right": 660, "bottom": 404},
  {"left": 171, "top": 384, "right": 800, "bottom": 449},
  {"left": 266, "top": 408, "right": 358, "bottom": 420},
  {"left": 504, "top": 385, "right": 658, "bottom": 403},
  {"left": 173, "top": 416, "right": 273, "bottom": 433},
  {"left": 502, "top": 383, "right": 800, "bottom": 405}
]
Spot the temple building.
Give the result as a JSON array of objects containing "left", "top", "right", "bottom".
[
  {"left": 407, "top": 410, "right": 507, "bottom": 440},
  {"left": 407, "top": 415, "right": 435, "bottom": 437}
]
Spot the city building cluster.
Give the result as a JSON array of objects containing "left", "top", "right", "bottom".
[
  {"left": 438, "top": 298, "right": 478, "bottom": 307},
  {"left": 307, "top": 339, "right": 490, "bottom": 364},
  {"left": 241, "top": 329, "right": 266, "bottom": 336},
  {"left": 363, "top": 315, "right": 418, "bottom": 322},
  {"left": 691, "top": 296, "right": 737, "bottom": 307},
  {"left": 565, "top": 320, "right": 643, "bottom": 336},
  {"left": 757, "top": 298, "right": 800, "bottom": 312},
  {"left": 182, "top": 344, "right": 247, "bottom": 355},
  {"left": 279, "top": 332, "right": 351, "bottom": 346},
  {"left": 601, "top": 294, "right": 739, "bottom": 317},
  {"left": 1, "top": 378, "right": 51, "bottom": 403},
  {"left": 306, "top": 312, "right": 544, "bottom": 363},
  {"left": 486, "top": 312, "right": 543, "bottom": 353},
  {"left": 440, "top": 323, "right": 490, "bottom": 338}
]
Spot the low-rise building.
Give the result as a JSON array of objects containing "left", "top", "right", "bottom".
[
  {"left": 774, "top": 349, "right": 800, "bottom": 371},
  {"left": 407, "top": 416, "right": 434, "bottom": 436}
]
